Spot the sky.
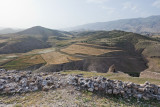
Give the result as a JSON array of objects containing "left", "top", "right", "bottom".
[{"left": 0, "top": 0, "right": 160, "bottom": 29}]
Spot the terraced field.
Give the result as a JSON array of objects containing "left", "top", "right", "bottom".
[
  {"left": 24, "top": 48, "right": 56, "bottom": 55},
  {"left": 152, "top": 35, "right": 160, "bottom": 38},
  {"left": 0, "top": 54, "right": 19, "bottom": 65},
  {"left": 0, "top": 39, "right": 8, "bottom": 43},
  {"left": 0, "top": 54, "right": 46, "bottom": 70},
  {"left": 61, "top": 43, "right": 121, "bottom": 56},
  {"left": 0, "top": 47, "right": 57, "bottom": 70},
  {"left": 41, "top": 51, "right": 82, "bottom": 65}
]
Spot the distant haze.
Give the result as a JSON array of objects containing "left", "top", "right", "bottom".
[
  {"left": 0, "top": 0, "right": 160, "bottom": 29},
  {"left": 65, "top": 15, "right": 160, "bottom": 35}
]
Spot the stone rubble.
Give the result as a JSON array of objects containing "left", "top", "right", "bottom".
[
  {"left": 0, "top": 69, "right": 160, "bottom": 101},
  {"left": 0, "top": 69, "right": 68, "bottom": 94},
  {"left": 68, "top": 75, "right": 160, "bottom": 101}
]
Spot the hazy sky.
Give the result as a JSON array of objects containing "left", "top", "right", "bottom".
[{"left": 0, "top": 0, "right": 160, "bottom": 29}]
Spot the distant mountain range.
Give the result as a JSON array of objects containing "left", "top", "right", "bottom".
[
  {"left": 0, "top": 28, "right": 22, "bottom": 34},
  {"left": 65, "top": 15, "right": 160, "bottom": 35}
]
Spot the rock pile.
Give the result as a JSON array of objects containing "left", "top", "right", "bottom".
[
  {"left": 68, "top": 75, "right": 160, "bottom": 101},
  {"left": 0, "top": 69, "right": 160, "bottom": 101},
  {"left": 0, "top": 69, "right": 68, "bottom": 94}
]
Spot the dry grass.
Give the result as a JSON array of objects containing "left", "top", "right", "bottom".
[
  {"left": 21, "top": 55, "right": 45, "bottom": 64},
  {"left": 0, "top": 91, "right": 44, "bottom": 106},
  {"left": 0, "top": 48, "right": 55, "bottom": 64},
  {"left": 0, "top": 39, "right": 8, "bottom": 43},
  {"left": 61, "top": 43, "right": 120, "bottom": 56},
  {"left": 0, "top": 87, "right": 158, "bottom": 107},
  {"left": 146, "top": 58, "right": 160, "bottom": 73},
  {"left": 41, "top": 52, "right": 82, "bottom": 65},
  {"left": 152, "top": 35, "right": 160, "bottom": 38},
  {"left": 154, "top": 58, "right": 160, "bottom": 67}
]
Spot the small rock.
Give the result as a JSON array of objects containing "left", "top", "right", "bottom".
[
  {"left": 107, "top": 89, "right": 112, "bottom": 94},
  {"left": 138, "top": 88, "right": 145, "bottom": 92},
  {"left": 88, "top": 88, "right": 94, "bottom": 92},
  {"left": 113, "top": 89, "right": 119, "bottom": 94},
  {"left": 42, "top": 86, "right": 49, "bottom": 91},
  {"left": 50, "top": 85, "right": 55, "bottom": 89},
  {"left": 143, "top": 96, "right": 150, "bottom": 100}
]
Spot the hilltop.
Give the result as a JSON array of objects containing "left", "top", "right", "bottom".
[{"left": 17, "top": 26, "right": 72, "bottom": 39}]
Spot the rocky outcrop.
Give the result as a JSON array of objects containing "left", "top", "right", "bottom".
[
  {"left": 68, "top": 75, "right": 160, "bottom": 101},
  {"left": 108, "top": 64, "right": 117, "bottom": 73}
]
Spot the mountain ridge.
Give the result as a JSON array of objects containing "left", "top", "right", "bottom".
[{"left": 65, "top": 15, "right": 160, "bottom": 35}]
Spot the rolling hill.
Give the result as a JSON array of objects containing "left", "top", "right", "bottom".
[
  {"left": 66, "top": 15, "right": 160, "bottom": 35},
  {"left": 0, "top": 26, "right": 159, "bottom": 76},
  {"left": 0, "top": 37, "right": 50, "bottom": 54},
  {"left": 0, "top": 26, "right": 73, "bottom": 54},
  {"left": 17, "top": 26, "right": 72, "bottom": 39}
]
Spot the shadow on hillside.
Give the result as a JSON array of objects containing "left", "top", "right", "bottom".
[{"left": 36, "top": 51, "right": 147, "bottom": 77}]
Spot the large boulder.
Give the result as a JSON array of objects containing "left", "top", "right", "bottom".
[{"left": 108, "top": 64, "right": 117, "bottom": 73}]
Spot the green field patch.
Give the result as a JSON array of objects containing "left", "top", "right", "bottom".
[{"left": 0, "top": 54, "right": 46, "bottom": 70}]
